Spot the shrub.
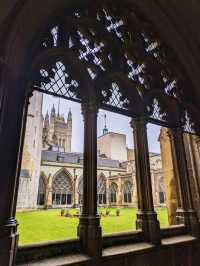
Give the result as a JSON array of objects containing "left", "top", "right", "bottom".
[
  {"left": 106, "top": 209, "right": 110, "bottom": 216},
  {"left": 60, "top": 208, "right": 65, "bottom": 216},
  {"left": 116, "top": 209, "right": 120, "bottom": 216},
  {"left": 65, "top": 210, "right": 71, "bottom": 217}
]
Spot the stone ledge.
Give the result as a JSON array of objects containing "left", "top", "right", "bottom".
[
  {"left": 161, "top": 235, "right": 197, "bottom": 246},
  {"left": 17, "top": 235, "right": 199, "bottom": 266},
  {"left": 17, "top": 253, "right": 90, "bottom": 266},
  {"left": 102, "top": 242, "right": 155, "bottom": 257}
]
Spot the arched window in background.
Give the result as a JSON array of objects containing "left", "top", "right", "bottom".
[
  {"left": 97, "top": 175, "right": 106, "bottom": 205},
  {"left": 37, "top": 176, "right": 46, "bottom": 206},
  {"left": 52, "top": 171, "right": 73, "bottom": 206},
  {"left": 159, "top": 177, "right": 165, "bottom": 204},
  {"left": 78, "top": 177, "right": 83, "bottom": 204},
  {"left": 124, "top": 181, "right": 133, "bottom": 203},
  {"left": 110, "top": 183, "right": 118, "bottom": 203}
]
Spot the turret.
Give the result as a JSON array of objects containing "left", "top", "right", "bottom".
[
  {"left": 51, "top": 104, "right": 56, "bottom": 119},
  {"left": 103, "top": 114, "right": 108, "bottom": 135},
  {"left": 44, "top": 111, "right": 49, "bottom": 128},
  {"left": 67, "top": 108, "right": 72, "bottom": 122},
  {"left": 57, "top": 99, "right": 60, "bottom": 119}
]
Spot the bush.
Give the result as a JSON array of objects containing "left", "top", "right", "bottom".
[
  {"left": 65, "top": 210, "right": 72, "bottom": 217},
  {"left": 106, "top": 209, "right": 110, "bottom": 216},
  {"left": 60, "top": 208, "right": 65, "bottom": 216},
  {"left": 116, "top": 209, "right": 120, "bottom": 216}
]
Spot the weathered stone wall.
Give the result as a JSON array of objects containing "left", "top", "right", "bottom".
[
  {"left": 17, "top": 91, "right": 43, "bottom": 209},
  {"left": 159, "top": 128, "right": 178, "bottom": 225}
]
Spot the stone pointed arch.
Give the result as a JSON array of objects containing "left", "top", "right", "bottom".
[
  {"left": 123, "top": 181, "right": 133, "bottom": 204},
  {"left": 53, "top": 167, "right": 73, "bottom": 180},
  {"left": 37, "top": 173, "right": 47, "bottom": 206},
  {"left": 97, "top": 173, "right": 107, "bottom": 205},
  {"left": 52, "top": 168, "right": 73, "bottom": 206},
  {"left": 110, "top": 182, "right": 118, "bottom": 204},
  {"left": 77, "top": 175, "right": 83, "bottom": 204}
]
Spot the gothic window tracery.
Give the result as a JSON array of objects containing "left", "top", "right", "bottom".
[
  {"left": 37, "top": 176, "right": 46, "bottom": 206},
  {"left": 78, "top": 176, "right": 83, "bottom": 204},
  {"left": 110, "top": 183, "right": 118, "bottom": 203},
  {"left": 123, "top": 181, "right": 133, "bottom": 203},
  {"left": 52, "top": 171, "right": 73, "bottom": 205},
  {"left": 97, "top": 175, "right": 106, "bottom": 205}
]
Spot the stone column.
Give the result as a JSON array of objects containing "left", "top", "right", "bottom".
[
  {"left": 170, "top": 127, "right": 200, "bottom": 236},
  {"left": 106, "top": 178, "right": 110, "bottom": 207},
  {"left": 159, "top": 128, "right": 178, "bottom": 225},
  {"left": 46, "top": 174, "right": 52, "bottom": 208},
  {"left": 73, "top": 169, "right": 77, "bottom": 208},
  {"left": 78, "top": 102, "right": 102, "bottom": 257},
  {"left": 131, "top": 118, "right": 160, "bottom": 244},
  {"left": 117, "top": 176, "right": 122, "bottom": 206},
  {"left": 184, "top": 134, "right": 200, "bottom": 220}
]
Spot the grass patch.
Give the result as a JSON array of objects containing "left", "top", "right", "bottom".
[{"left": 16, "top": 208, "right": 168, "bottom": 245}]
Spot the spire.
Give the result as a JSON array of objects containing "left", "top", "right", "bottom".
[
  {"left": 51, "top": 104, "right": 56, "bottom": 115},
  {"left": 57, "top": 98, "right": 60, "bottom": 118},
  {"left": 103, "top": 113, "right": 108, "bottom": 135},
  {"left": 44, "top": 111, "right": 49, "bottom": 127},
  {"left": 67, "top": 108, "right": 72, "bottom": 121},
  {"left": 45, "top": 110, "right": 49, "bottom": 120}
]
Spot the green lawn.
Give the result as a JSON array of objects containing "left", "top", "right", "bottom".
[{"left": 16, "top": 208, "right": 168, "bottom": 245}]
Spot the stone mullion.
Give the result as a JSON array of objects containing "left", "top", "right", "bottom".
[
  {"left": 131, "top": 118, "right": 160, "bottom": 244},
  {"left": 170, "top": 128, "right": 200, "bottom": 236},
  {"left": 78, "top": 102, "right": 102, "bottom": 257}
]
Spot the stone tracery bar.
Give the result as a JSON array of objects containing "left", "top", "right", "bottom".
[
  {"left": 78, "top": 101, "right": 102, "bottom": 257},
  {"left": 170, "top": 127, "right": 200, "bottom": 236},
  {"left": 131, "top": 117, "right": 160, "bottom": 244}
]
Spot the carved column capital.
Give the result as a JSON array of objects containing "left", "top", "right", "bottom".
[
  {"left": 81, "top": 101, "right": 99, "bottom": 118},
  {"left": 130, "top": 117, "right": 148, "bottom": 131}
]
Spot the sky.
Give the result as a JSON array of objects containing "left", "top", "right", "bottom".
[{"left": 42, "top": 94, "right": 161, "bottom": 153}]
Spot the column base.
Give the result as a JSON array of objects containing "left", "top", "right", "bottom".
[
  {"left": 176, "top": 208, "right": 200, "bottom": 237},
  {"left": 0, "top": 218, "right": 18, "bottom": 266},
  {"left": 78, "top": 215, "right": 102, "bottom": 257},
  {"left": 136, "top": 210, "right": 161, "bottom": 245}
]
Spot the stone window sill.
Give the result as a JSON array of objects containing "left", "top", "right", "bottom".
[{"left": 17, "top": 225, "right": 193, "bottom": 265}]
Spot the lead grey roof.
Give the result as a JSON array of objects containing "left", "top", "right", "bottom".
[{"left": 41, "top": 150, "right": 124, "bottom": 169}]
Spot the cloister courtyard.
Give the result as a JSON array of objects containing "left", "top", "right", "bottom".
[{"left": 16, "top": 208, "right": 168, "bottom": 245}]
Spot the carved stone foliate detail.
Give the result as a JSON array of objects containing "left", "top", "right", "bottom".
[{"left": 31, "top": 0, "right": 199, "bottom": 135}]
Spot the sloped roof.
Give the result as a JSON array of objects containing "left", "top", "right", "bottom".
[{"left": 41, "top": 150, "right": 124, "bottom": 169}]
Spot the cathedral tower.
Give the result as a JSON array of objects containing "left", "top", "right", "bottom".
[{"left": 42, "top": 104, "right": 72, "bottom": 152}]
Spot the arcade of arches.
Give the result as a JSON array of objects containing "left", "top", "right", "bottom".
[
  {"left": 1, "top": 1, "right": 200, "bottom": 266},
  {"left": 37, "top": 159, "right": 164, "bottom": 209}
]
